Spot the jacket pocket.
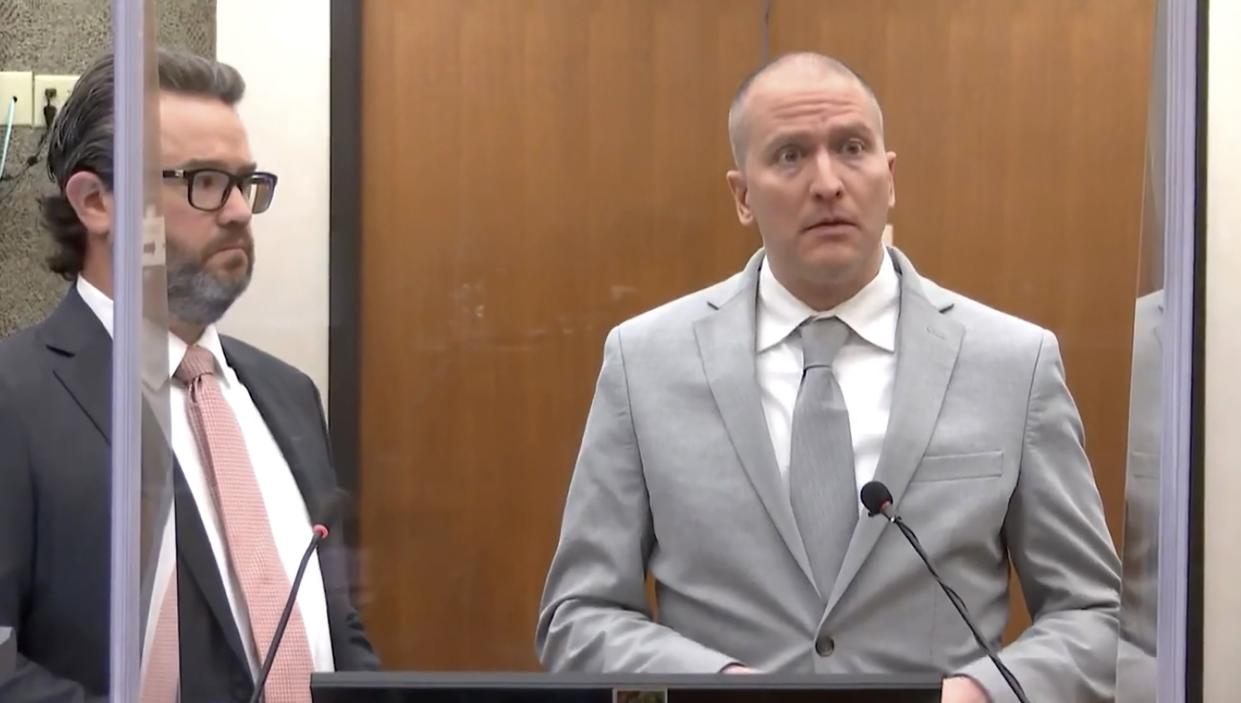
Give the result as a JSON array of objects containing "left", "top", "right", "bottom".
[{"left": 912, "top": 451, "right": 1003, "bottom": 482}]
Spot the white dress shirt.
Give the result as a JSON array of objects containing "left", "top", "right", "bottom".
[
  {"left": 755, "top": 249, "right": 900, "bottom": 506},
  {"left": 76, "top": 277, "right": 336, "bottom": 677}
]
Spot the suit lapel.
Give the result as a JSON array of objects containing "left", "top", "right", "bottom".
[
  {"left": 40, "top": 289, "right": 114, "bottom": 444},
  {"left": 173, "top": 465, "right": 251, "bottom": 668},
  {"left": 824, "top": 249, "right": 963, "bottom": 615},
  {"left": 222, "top": 339, "right": 329, "bottom": 522},
  {"left": 694, "top": 252, "right": 817, "bottom": 586}
]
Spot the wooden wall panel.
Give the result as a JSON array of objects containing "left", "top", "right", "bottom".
[{"left": 360, "top": 0, "right": 766, "bottom": 669}]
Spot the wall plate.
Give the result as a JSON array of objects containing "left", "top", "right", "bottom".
[
  {"left": 0, "top": 71, "right": 34, "bottom": 127},
  {"left": 32, "top": 75, "right": 79, "bottom": 127}
]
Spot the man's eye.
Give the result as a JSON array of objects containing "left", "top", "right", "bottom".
[
  {"left": 776, "top": 146, "right": 802, "bottom": 164},
  {"left": 196, "top": 173, "right": 225, "bottom": 189},
  {"left": 842, "top": 139, "right": 867, "bottom": 156}
]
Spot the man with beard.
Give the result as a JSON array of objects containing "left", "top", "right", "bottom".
[{"left": 0, "top": 50, "right": 377, "bottom": 702}]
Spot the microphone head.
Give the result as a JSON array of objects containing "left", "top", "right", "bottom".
[
  {"left": 860, "top": 481, "right": 894, "bottom": 517},
  {"left": 313, "top": 487, "right": 350, "bottom": 531},
  {"left": 312, "top": 524, "right": 330, "bottom": 541}
]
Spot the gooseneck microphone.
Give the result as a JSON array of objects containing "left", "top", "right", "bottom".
[
  {"left": 859, "top": 481, "right": 1031, "bottom": 703},
  {"left": 248, "top": 522, "right": 330, "bottom": 703}
]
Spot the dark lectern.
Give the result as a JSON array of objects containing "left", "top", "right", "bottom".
[
  {"left": 311, "top": 672, "right": 942, "bottom": 703},
  {"left": 0, "top": 627, "right": 13, "bottom": 677}
]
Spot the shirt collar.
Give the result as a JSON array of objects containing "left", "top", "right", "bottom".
[
  {"left": 76, "top": 275, "right": 116, "bottom": 337},
  {"left": 756, "top": 247, "right": 900, "bottom": 354},
  {"left": 167, "top": 323, "right": 233, "bottom": 388},
  {"left": 75, "top": 276, "right": 234, "bottom": 388}
]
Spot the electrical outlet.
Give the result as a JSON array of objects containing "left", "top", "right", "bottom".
[
  {"left": 0, "top": 71, "right": 34, "bottom": 127},
  {"left": 32, "top": 75, "right": 79, "bottom": 127}
]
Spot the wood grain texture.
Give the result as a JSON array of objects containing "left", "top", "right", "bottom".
[{"left": 360, "top": 0, "right": 766, "bottom": 669}]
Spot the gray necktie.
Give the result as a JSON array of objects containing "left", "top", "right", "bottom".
[{"left": 789, "top": 316, "right": 858, "bottom": 600}]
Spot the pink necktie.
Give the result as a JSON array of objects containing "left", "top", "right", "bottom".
[
  {"left": 139, "top": 576, "right": 179, "bottom": 703},
  {"left": 175, "top": 345, "right": 314, "bottom": 702}
]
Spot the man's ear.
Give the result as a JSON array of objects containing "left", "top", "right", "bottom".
[
  {"left": 726, "top": 169, "right": 754, "bottom": 226},
  {"left": 886, "top": 150, "right": 897, "bottom": 208},
  {"left": 63, "top": 171, "right": 114, "bottom": 239}
]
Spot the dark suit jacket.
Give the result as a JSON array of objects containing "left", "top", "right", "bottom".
[{"left": 0, "top": 289, "right": 379, "bottom": 702}]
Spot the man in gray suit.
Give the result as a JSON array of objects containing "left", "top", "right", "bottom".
[{"left": 536, "top": 53, "right": 1121, "bottom": 703}]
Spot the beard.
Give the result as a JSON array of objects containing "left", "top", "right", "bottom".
[{"left": 165, "top": 231, "right": 254, "bottom": 327}]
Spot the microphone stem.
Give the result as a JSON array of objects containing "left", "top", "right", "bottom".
[
  {"left": 248, "top": 532, "right": 325, "bottom": 703},
  {"left": 892, "top": 518, "right": 1031, "bottom": 703}
]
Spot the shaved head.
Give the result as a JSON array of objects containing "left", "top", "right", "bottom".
[{"left": 727, "top": 52, "right": 884, "bottom": 168}]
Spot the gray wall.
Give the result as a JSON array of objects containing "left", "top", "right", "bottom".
[{"left": 0, "top": 0, "right": 215, "bottom": 336}]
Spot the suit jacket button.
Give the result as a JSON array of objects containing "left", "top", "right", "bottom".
[{"left": 815, "top": 634, "right": 835, "bottom": 657}]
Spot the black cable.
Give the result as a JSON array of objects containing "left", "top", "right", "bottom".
[
  {"left": 0, "top": 161, "right": 35, "bottom": 202},
  {"left": 0, "top": 101, "right": 57, "bottom": 203},
  {"left": 29, "top": 101, "right": 58, "bottom": 163},
  {"left": 893, "top": 518, "right": 1031, "bottom": 703}
]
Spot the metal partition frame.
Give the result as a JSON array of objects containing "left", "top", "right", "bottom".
[
  {"left": 111, "top": 0, "right": 174, "bottom": 699},
  {"left": 1155, "top": 0, "right": 1206, "bottom": 701}
]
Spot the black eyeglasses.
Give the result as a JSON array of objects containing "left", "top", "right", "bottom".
[{"left": 161, "top": 168, "right": 279, "bottom": 214}]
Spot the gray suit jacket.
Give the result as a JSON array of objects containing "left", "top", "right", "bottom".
[
  {"left": 536, "top": 248, "right": 1121, "bottom": 702},
  {"left": 1116, "top": 290, "right": 1163, "bottom": 703}
]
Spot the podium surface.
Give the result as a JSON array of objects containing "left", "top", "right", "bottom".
[
  {"left": 0, "top": 627, "right": 13, "bottom": 677},
  {"left": 311, "top": 672, "right": 942, "bottom": 702}
]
